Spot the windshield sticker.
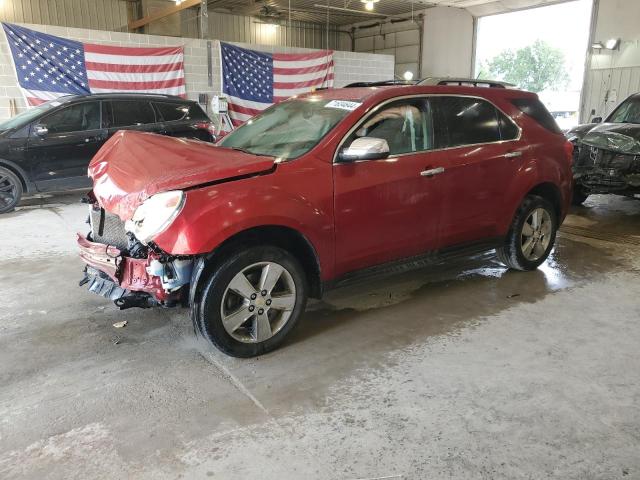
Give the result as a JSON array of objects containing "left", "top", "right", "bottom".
[{"left": 325, "top": 100, "right": 362, "bottom": 111}]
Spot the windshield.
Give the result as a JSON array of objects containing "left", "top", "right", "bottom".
[
  {"left": 0, "top": 100, "right": 63, "bottom": 132},
  {"left": 219, "top": 98, "right": 360, "bottom": 160},
  {"left": 607, "top": 96, "right": 640, "bottom": 124}
]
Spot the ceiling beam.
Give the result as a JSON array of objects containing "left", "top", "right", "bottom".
[
  {"left": 312, "top": 4, "right": 387, "bottom": 18},
  {"left": 128, "top": 0, "right": 202, "bottom": 31}
]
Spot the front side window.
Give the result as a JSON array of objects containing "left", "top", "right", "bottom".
[
  {"left": 607, "top": 96, "right": 640, "bottom": 124},
  {"left": 0, "top": 100, "right": 62, "bottom": 132},
  {"left": 342, "top": 98, "right": 433, "bottom": 156},
  {"left": 107, "top": 101, "right": 156, "bottom": 128},
  {"left": 39, "top": 102, "right": 100, "bottom": 134},
  {"left": 220, "top": 98, "right": 355, "bottom": 160},
  {"left": 431, "top": 96, "right": 502, "bottom": 149}
]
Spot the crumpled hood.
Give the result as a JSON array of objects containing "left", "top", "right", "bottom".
[
  {"left": 565, "top": 122, "right": 597, "bottom": 141},
  {"left": 89, "top": 130, "right": 275, "bottom": 220},
  {"left": 579, "top": 123, "right": 640, "bottom": 155}
]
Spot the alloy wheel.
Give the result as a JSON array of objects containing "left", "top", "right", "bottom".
[
  {"left": 521, "top": 208, "right": 552, "bottom": 261},
  {"left": 220, "top": 261, "right": 297, "bottom": 343},
  {"left": 0, "top": 172, "right": 18, "bottom": 210}
]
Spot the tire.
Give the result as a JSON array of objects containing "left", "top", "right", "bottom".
[
  {"left": 496, "top": 195, "right": 558, "bottom": 271},
  {"left": 571, "top": 184, "right": 589, "bottom": 206},
  {"left": 196, "top": 246, "right": 308, "bottom": 357},
  {"left": 0, "top": 166, "right": 23, "bottom": 214}
]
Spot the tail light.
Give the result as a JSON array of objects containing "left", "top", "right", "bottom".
[
  {"left": 195, "top": 122, "right": 217, "bottom": 137},
  {"left": 563, "top": 140, "right": 574, "bottom": 166}
]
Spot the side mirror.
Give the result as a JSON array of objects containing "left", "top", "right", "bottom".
[
  {"left": 591, "top": 116, "right": 602, "bottom": 124},
  {"left": 33, "top": 124, "right": 48, "bottom": 137},
  {"left": 339, "top": 137, "right": 390, "bottom": 162}
]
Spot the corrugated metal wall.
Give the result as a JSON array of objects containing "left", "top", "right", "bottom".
[
  {"left": 180, "top": 10, "right": 350, "bottom": 50},
  {"left": 582, "top": 67, "right": 640, "bottom": 121},
  {"left": 0, "top": 0, "right": 350, "bottom": 50},
  {"left": 0, "top": 0, "right": 129, "bottom": 32}
]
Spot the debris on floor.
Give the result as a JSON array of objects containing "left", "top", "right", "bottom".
[{"left": 113, "top": 320, "right": 127, "bottom": 328}]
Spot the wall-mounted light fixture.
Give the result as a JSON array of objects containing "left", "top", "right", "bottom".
[
  {"left": 403, "top": 71, "right": 414, "bottom": 81},
  {"left": 605, "top": 38, "right": 620, "bottom": 50},
  {"left": 254, "top": 21, "right": 279, "bottom": 33},
  {"left": 361, "top": 0, "right": 380, "bottom": 11},
  {"left": 592, "top": 38, "right": 621, "bottom": 51}
]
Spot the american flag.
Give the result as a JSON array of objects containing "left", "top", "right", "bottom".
[
  {"left": 221, "top": 42, "right": 334, "bottom": 126},
  {"left": 2, "top": 23, "right": 186, "bottom": 106}
]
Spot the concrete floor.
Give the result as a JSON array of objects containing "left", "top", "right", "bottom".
[{"left": 1, "top": 193, "right": 639, "bottom": 480}]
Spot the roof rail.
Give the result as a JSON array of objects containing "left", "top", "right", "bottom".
[
  {"left": 418, "top": 77, "right": 516, "bottom": 88},
  {"left": 344, "top": 79, "right": 418, "bottom": 88}
]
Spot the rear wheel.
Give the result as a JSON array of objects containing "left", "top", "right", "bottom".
[
  {"left": 196, "top": 246, "right": 308, "bottom": 357},
  {"left": 0, "top": 166, "right": 22, "bottom": 214},
  {"left": 496, "top": 195, "right": 558, "bottom": 271}
]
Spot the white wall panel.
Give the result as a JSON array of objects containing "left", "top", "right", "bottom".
[
  {"left": 352, "top": 18, "right": 421, "bottom": 80},
  {"left": 583, "top": 66, "right": 640, "bottom": 120},
  {"left": 581, "top": 0, "right": 640, "bottom": 121},
  {"left": 422, "top": 6, "right": 473, "bottom": 78}
]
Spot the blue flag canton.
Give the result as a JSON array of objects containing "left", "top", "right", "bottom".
[
  {"left": 221, "top": 42, "right": 273, "bottom": 104},
  {"left": 2, "top": 23, "right": 90, "bottom": 95}
]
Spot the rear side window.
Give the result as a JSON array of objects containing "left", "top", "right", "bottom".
[
  {"left": 430, "top": 97, "right": 501, "bottom": 149},
  {"left": 498, "top": 110, "right": 520, "bottom": 140},
  {"left": 106, "top": 101, "right": 156, "bottom": 128},
  {"left": 155, "top": 102, "right": 208, "bottom": 122},
  {"left": 511, "top": 98, "right": 562, "bottom": 134}
]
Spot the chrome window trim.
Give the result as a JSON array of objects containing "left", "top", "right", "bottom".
[{"left": 332, "top": 93, "right": 523, "bottom": 164}]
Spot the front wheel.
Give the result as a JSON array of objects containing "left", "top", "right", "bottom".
[
  {"left": 196, "top": 246, "right": 308, "bottom": 357},
  {"left": 496, "top": 195, "right": 558, "bottom": 271},
  {"left": 0, "top": 166, "right": 23, "bottom": 214}
]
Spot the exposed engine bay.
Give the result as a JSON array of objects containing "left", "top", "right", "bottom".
[
  {"left": 573, "top": 143, "right": 640, "bottom": 195},
  {"left": 78, "top": 200, "right": 193, "bottom": 310}
]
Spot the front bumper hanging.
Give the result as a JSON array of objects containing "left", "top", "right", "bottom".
[{"left": 77, "top": 233, "right": 188, "bottom": 309}]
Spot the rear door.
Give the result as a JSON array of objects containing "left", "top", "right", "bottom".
[
  {"left": 103, "top": 99, "right": 163, "bottom": 139},
  {"left": 429, "top": 95, "right": 522, "bottom": 246},
  {"left": 26, "top": 100, "right": 106, "bottom": 190},
  {"left": 154, "top": 101, "right": 212, "bottom": 141},
  {"left": 333, "top": 97, "right": 444, "bottom": 276}
]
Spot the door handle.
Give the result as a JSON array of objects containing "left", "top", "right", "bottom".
[
  {"left": 420, "top": 167, "right": 445, "bottom": 177},
  {"left": 504, "top": 151, "right": 522, "bottom": 158}
]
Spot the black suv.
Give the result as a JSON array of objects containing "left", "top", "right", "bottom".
[{"left": 0, "top": 93, "right": 215, "bottom": 213}]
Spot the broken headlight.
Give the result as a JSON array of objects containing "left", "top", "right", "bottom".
[{"left": 125, "top": 191, "right": 185, "bottom": 244}]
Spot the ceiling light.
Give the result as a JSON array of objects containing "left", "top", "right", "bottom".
[
  {"left": 361, "top": 0, "right": 379, "bottom": 11},
  {"left": 605, "top": 38, "right": 620, "bottom": 50},
  {"left": 403, "top": 71, "right": 414, "bottom": 81},
  {"left": 591, "top": 42, "right": 604, "bottom": 50}
]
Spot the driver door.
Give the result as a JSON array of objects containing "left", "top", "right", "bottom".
[
  {"left": 333, "top": 97, "right": 444, "bottom": 277},
  {"left": 26, "top": 101, "right": 107, "bottom": 191}
]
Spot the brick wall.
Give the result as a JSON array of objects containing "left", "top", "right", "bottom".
[{"left": 0, "top": 23, "right": 395, "bottom": 120}]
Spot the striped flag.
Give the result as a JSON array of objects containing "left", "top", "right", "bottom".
[
  {"left": 2, "top": 22, "right": 186, "bottom": 106},
  {"left": 221, "top": 42, "right": 334, "bottom": 126}
]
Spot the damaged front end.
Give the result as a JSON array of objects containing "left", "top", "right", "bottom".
[
  {"left": 78, "top": 202, "right": 193, "bottom": 310},
  {"left": 573, "top": 125, "right": 640, "bottom": 196}
]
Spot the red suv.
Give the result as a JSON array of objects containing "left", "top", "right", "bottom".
[{"left": 79, "top": 85, "right": 573, "bottom": 357}]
